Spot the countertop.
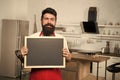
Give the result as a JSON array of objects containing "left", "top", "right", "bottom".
[{"left": 71, "top": 52, "right": 110, "bottom": 62}]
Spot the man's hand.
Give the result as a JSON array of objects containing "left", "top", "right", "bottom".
[
  {"left": 20, "top": 46, "right": 28, "bottom": 57},
  {"left": 62, "top": 48, "right": 71, "bottom": 61}
]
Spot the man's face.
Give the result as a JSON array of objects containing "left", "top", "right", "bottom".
[{"left": 41, "top": 13, "right": 56, "bottom": 36}]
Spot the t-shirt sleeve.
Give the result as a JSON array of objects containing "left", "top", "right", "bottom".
[{"left": 63, "top": 37, "right": 70, "bottom": 53}]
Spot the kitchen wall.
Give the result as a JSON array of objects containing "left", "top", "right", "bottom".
[
  {"left": 0, "top": 0, "right": 28, "bottom": 61},
  {"left": 0, "top": 0, "right": 120, "bottom": 60},
  {"left": 26, "top": 0, "right": 120, "bottom": 34},
  {"left": 45, "top": 0, "right": 120, "bottom": 25}
]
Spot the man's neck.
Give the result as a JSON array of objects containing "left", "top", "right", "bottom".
[{"left": 40, "top": 32, "right": 55, "bottom": 36}]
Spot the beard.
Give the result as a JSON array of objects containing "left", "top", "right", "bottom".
[{"left": 42, "top": 23, "right": 55, "bottom": 36}]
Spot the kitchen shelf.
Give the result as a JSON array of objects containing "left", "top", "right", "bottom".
[
  {"left": 87, "top": 34, "right": 120, "bottom": 41},
  {"left": 98, "top": 35, "right": 120, "bottom": 38},
  {"left": 99, "top": 25, "right": 120, "bottom": 28}
]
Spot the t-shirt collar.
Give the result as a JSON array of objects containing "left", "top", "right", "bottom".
[{"left": 39, "top": 32, "right": 55, "bottom": 36}]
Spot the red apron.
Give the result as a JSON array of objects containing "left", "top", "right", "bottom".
[
  {"left": 29, "top": 32, "right": 62, "bottom": 80},
  {"left": 29, "top": 68, "right": 62, "bottom": 80}
]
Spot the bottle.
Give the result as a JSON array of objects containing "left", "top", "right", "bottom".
[
  {"left": 104, "top": 41, "right": 110, "bottom": 54},
  {"left": 114, "top": 43, "right": 119, "bottom": 54}
]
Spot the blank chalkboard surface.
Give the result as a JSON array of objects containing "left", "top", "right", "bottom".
[{"left": 24, "top": 37, "right": 65, "bottom": 68}]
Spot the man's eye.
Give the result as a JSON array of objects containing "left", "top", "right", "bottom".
[
  {"left": 44, "top": 18, "right": 48, "bottom": 20},
  {"left": 51, "top": 18, "right": 55, "bottom": 21},
  {"left": 43, "top": 18, "right": 55, "bottom": 21}
]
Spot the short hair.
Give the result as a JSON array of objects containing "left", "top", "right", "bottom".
[{"left": 41, "top": 7, "right": 57, "bottom": 20}]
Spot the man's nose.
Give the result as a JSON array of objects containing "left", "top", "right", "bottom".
[{"left": 47, "top": 19, "right": 52, "bottom": 23}]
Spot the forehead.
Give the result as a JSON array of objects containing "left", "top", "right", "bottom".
[{"left": 43, "top": 13, "right": 55, "bottom": 18}]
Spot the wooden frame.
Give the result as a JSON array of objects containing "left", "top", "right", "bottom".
[{"left": 24, "top": 36, "right": 65, "bottom": 68}]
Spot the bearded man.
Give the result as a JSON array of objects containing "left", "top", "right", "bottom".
[{"left": 17, "top": 7, "right": 71, "bottom": 80}]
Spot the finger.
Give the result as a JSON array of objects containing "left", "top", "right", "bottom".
[{"left": 63, "top": 52, "right": 69, "bottom": 57}]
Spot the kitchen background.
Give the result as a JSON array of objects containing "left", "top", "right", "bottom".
[
  {"left": 1, "top": 0, "right": 120, "bottom": 55},
  {"left": 0, "top": 0, "right": 120, "bottom": 79}
]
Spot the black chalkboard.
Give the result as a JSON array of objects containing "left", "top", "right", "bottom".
[{"left": 24, "top": 37, "right": 65, "bottom": 68}]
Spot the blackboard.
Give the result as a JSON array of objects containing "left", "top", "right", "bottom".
[{"left": 24, "top": 37, "right": 65, "bottom": 68}]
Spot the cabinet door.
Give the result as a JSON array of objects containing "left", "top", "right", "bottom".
[
  {"left": 18, "top": 20, "right": 29, "bottom": 48},
  {"left": 0, "top": 19, "right": 18, "bottom": 77},
  {"left": 61, "top": 61, "right": 77, "bottom": 80}
]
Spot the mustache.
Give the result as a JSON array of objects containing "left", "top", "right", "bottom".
[
  {"left": 43, "top": 23, "right": 55, "bottom": 28},
  {"left": 42, "top": 23, "right": 55, "bottom": 36}
]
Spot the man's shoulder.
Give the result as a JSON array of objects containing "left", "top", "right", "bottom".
[
  {"left": 28, "top": 32, "right": 40, "bottom": 37},
  {"left": 26, "top": 32, "right": 65, "bottom": 38},
  {"left": 55, "top": 33, "right": 64, "bottom": 38}
]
